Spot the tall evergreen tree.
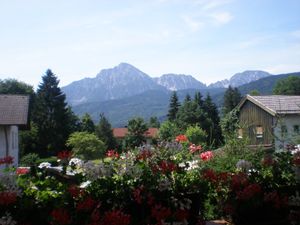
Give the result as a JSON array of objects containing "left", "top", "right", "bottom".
[
  {"left": 167, "top": 91, "right": 180, "bottom": 121},
  {"left": 184, "top": 94, "right": 191, "bottom": 102},
  {"left": 194, "top": 91, "right": 204, "bottom": 107},
  {"left": 125, "top": 117, "right": 148, "bottom": 148},
  {"left": 203, "top": 94, "right": 223, "bottom": 147},
  {"left": 223, "top": 86, "right": 242, "bottom": 114},
  {"left": 95, "top": 113, "right": 116, "bottom": 150},
  {"left": 81, "top": 113, "right": 95, "bottom": 133},
  {"left": 32, "top": 69, "right": 72, "bottom": 156}
]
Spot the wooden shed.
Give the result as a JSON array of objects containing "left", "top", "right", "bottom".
[{"left": 236, "top": 95, "right": 300, "bottom": 150}]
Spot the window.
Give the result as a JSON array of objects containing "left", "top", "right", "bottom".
[
  {"left": 294, "top": 125, "right": 300, "bottom": 134},
  {"left": 256, "top": 126, "right": 263, "bottom": 138},
  {"left": 238, "top": 128, "right": 243, "bottom": 139}
]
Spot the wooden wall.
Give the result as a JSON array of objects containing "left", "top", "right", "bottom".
[{"left": 239, "top": 101, "right": 274, "bottom": 145}]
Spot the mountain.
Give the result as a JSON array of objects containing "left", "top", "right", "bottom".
[
  {"left": 154, "top": 74, "right": 206, "bottom": 90},
  {"left": 209, "top": 70, "right": 272, "bottom": 88},
  {"left": 62, "top": 63, "right": 164, "bottom": 105}
]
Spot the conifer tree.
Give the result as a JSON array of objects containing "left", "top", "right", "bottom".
[
  {"left": 95, "top": 113, "right": 116, "bottom": 150},
  {"left": 203, "top": 94, "right": 223, "bottom": 147},
  {"left": 33, "top": 69, "right": 72, "bottom": 156},
  {"left": 81, "top": 113, "right": 95, "bottom": 133},
  {"left": 149, "top": 116, "right": 160, "bottom": 128},
  {"left": 167, "top": 91, "right": 180, "bottom": 121},
  {"left": 194, "top": 91, "right": 204, "bottom": 107},
  {"left": 223, "top": 85, "right": 242, "bottom": 114},
  {"left": 125, "top": 117, "right": 148, "bottom": 148}
]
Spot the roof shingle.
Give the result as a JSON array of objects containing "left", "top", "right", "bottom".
[{"left": 0, "top": 95, "right": 30, "bottom": 125}]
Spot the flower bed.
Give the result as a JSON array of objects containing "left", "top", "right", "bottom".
[{"left": 1, "top": 137, "right": 300, "bottom": 225}]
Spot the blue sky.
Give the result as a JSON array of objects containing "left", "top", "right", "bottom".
[{"left": 0, "top": 0, "right": 300, "bottom": 88}]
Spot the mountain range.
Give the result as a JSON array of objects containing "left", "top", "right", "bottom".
[
  {"left": 61, "top": 63, "right": 300, "bottom": 127},
  {"left": 62, "top": 63, "right": 271, "bottom": 106}
]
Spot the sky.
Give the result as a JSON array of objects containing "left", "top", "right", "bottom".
[{"left": 0, "top": 0, "right": 300, "bottom": 89}]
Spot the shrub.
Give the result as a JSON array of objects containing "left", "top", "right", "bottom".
[
  {"left": 185, "top": 125, "right": 206, "bottom": 145},
  {"left": 20, "top": 153, "right": 40, "bottom": 166}
]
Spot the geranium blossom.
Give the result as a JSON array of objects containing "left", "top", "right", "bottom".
[
  {"left": 200, "top": 151, "right": 213, "bottom": 161},
  {"left": 57, "top": 151, "right": 72, "bottom": 160},
  {"left": 151, "top": 204, "right": 172, "bottom": 223},
  {"left": 101, "top": 210, "right": 131, "bottom": 225},
  {"left": 106, "top": 150, "right": 119, "bottom": 158},
  {"left": 76, "top": 196, "right": 96, "bottom": 211},
  {"left": 237, "top": 183, "right": 262, "bottom": 200},
  {"left": 0, "top": 191, "right": 17, "bottom": 206},
  {"left": 51, "top": 209, "right": 71, "bottom": 225},
  {"left": 16, "top": 167, "right": 30, "bottom": 175},
  {"left": 189, "top": 144, "right": 202, "bottom": 154},
  {"left": 175, "top": 134, "right": 188, "bottom": 143},
  {"left": 0, "top": 156, "right": 14, "bottom": 165}
]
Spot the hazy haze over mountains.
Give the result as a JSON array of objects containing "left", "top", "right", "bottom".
[{"left": 62, "top": 63, "right": 272, "bottom": 106}]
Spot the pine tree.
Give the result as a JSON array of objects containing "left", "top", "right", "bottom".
[
  {"left": 33, "top": 69, "right": 72, "bottom": 156},
  {"left": 125, "top": 117, "right": 148, "bottom": 148},
  {"left": 95, "top": 113, "right": 116, "bottom": 150},
  {"left": 203, "top": 94, "right": 223, "bottom": 147},
  {"left": 81, "top": 113, "right": 95, "bottom": 133},
  {"left": 167, "top": 91, "right": 180, "bottom": 121},
  {"left": 223, "top": 86, "right": 242, "bottom": 114},
  {"left": 194, "top": 91, "right": 204, "bottom": 107},
  {"left": 149, "top": 116, "right": 160, "bottom": 128},
  {"left": 184, "top": 94, "right": 191, "bottom": 102}
]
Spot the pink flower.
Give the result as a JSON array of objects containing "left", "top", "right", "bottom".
[
  {"left": 200, "top": 151, "right": 213, "bottom": 161},
  {"left": 189, "top": 144, "right": 202, "bottom": 154}
]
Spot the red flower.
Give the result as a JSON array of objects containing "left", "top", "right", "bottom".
[
  {"left": 16, "top": 167, "right": 30, "bottom": 175},
  {"left": 175, "top": 209, "right": 189, "bottom": 221},
  {"left": 0, "top": 156, "right": 14, "bottom": 165},
  {"left": 200, "top": 151, "right": 213, "bottom": 161},
  {"left": 76, "top": 196, "right": 97, "bottom": 211},
  {"left": 57, "top": 151, "right": 72, "bottom": 160},
  {"left": 106, "top": 150, "right": 119, "bottom": 158},
  {"left": 137, "top": 150, "right": 152, "bottom": 160},
  {"left": 159, "top": 160, "right": 177, "bottom": 174},
  {"left": 230, "top": 172, "right": 249, "bottom": 191},
  {"left": 133, "top": 186, "right": 144, "bottom": 204},
  {"left": 175, "top": 134, "right": 188, "bottom": 143},
  {"left": 51, "top": 209, "right": 72, "bottom": 225},
  {"left": 151, "top": 204, "right": 172, "bottom": 223},
  {"left": 68, "top": 185, "right": 82, "bottom": 198},
  {"left": 261, "top": 155, "right": 275, "bottom": 167},
  {"left": 0, "top": 191, "right": 17, "bottom": 205},
  {"left": 202, "top": 169, "right": 218, "bottom": 183},
  {"left": 237, "top": 183, "right": 262, "bottom": 200},
  {"left": 189, "top": 144, "right": 202, "bottom": 154},
  {"left": 101, "top": 210, "right": 131, "bottom": 225}
]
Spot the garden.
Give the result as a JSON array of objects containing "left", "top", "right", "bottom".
[{"left": 1, "top": 135, "right": 300, "bottom": 225}]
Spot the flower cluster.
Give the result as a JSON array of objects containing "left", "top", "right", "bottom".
[{"left": 0, "top": 156, "right": 14, "bottom": 165}]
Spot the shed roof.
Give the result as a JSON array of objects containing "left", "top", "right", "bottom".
[
  {"left": 237, "top": 95, "right": 300, "bottom": 116},
  {"left": 113, "top": 128, "right": 159, "bottom": 138},
  {"left": 0, "top": 95, "right": 30, "bottom": 125}
]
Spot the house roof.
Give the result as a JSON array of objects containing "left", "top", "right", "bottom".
[
  {"left": 0, "top": 95, "right": 30, "bottom": 125},
  {"left": 237, "top": 95, "right": 300, "bottom": 116},
  {"left": 113, "top": 128, "right": 159, "bottom": 138}
]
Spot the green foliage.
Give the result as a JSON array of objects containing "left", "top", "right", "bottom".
[
  {"left": 0, "top": 78, "right": 34, "bottom": 95},
  {"left": 167, "top": 91, "right": 180, "bottom": 121},
  {"left": 249, "top": 89, "right": 260, "bottom": 96},
  {"left": 223, "top": 85, "right": 242, "bottom": 114},
  {"left": 95, "top": 113, "right": 117, "bottom": 150},
  {"left": 125, "top": 117, "right": 148, "bottom": 148},
  {"left": 80, "top": 113, "right": 95, "bottom": 133},
  {"left": 221, "top": 109, "right": 240, "bottom": 139},
  {"left": 148, "top": 116, "right": 160, "bottom": 128},
  {"left": 19, "top": 122, "right": 39, "bottom": 156},
  {"left": 158, "top": 121, "right": 180, "bottom": 141},
  {"left": 273, "top": 76, "right": 300, "bottom": 95},
  {"left": 185, "top": 125, "right": 206, "bottom": 145},
  {"left": 32, "top": 69, "right": 74, "bottom": 156},
  {"left": 66, "top": 131, "right": 106, "bottom": 160},
  {"left": 36, "top": 156, "right": 58, "bottom": 166},
  {"left": 20, "top": 153, "right": 40, "bottom": 166},
  {"left": 176, "top": 100, "right": 202, "bottom": 130}
]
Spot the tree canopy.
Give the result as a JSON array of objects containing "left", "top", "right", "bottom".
[
  {"left": 167, "top": 91, "right": 180, "bottom": 121},
  {"left": 223, "top": 85, "right": 242, "bottom": 114},
  {"left": 273, "top": 76, "right": 300, "bottom": 95}
]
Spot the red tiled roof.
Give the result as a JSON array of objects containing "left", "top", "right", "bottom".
[{"left": 113, "top": 128, "right": 159, "bottom": 138}]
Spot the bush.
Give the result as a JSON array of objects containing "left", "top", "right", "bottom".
[
  {"left": 185, "top": 125, "right": 206, "bottom": 145},
  {"left": 67, "top": 132, "right": 106, "bottom": 160},
  {"left": 20, "top": 153, "right": 40, "bottom": 166}
]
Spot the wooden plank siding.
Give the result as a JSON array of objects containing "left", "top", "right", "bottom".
[{"left": 239, "top": 100, "right": 274, "bottom": 145}]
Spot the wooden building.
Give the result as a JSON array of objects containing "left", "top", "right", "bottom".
[
  {"left": 0, "top": 95, "right": 30, "bottom": 168},
  {"left": 113, "top": 128, "right": 159, "bottom": 145},
  {"left": 236, "top": 95, "right": 300, "bottom": 150}
]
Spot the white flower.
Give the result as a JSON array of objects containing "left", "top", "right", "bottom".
[
  {"left": 38, "top": 162, "right": 51, "bottom": 169},
  {"left": 236, "top": 159, "right": 252, "bottom": 171},
  {"left": 69, "top": 158, "right": 83, "bottom": 167},
  {"left": 80, "top": 180, "right": 91, "bottom": 188}
]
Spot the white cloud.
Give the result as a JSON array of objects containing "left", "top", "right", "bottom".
[
  {"left": 194, "top": 0, "right": 233, "bottom": 10},
  {"left": 210, "top": 11, "right": 233, "bottom": 24},
  {"left": 182, "top": 15, "right": 204, "bottom": 32}
]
